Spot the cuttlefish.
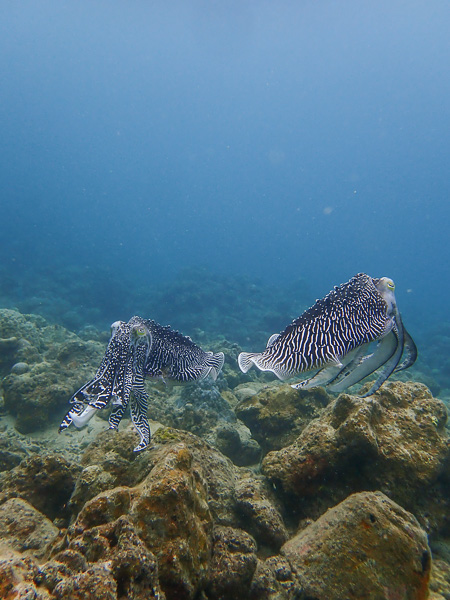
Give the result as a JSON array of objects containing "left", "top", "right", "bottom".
[
  {"left": 238, "top": 273, "right": 417, "bottom": 396},
  {"left": 59, "top": 316, "right": 224, "bottom": 451}
]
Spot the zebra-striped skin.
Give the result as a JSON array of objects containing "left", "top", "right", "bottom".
[
  {"left": 59, "top": 316, "right": 224, "bottom": 452},
  {"left": 142, "top": 318, "right": 224, "bottom": 382},
  {"left": 238, "top": 273, "right": 416, "bottom": 395}
]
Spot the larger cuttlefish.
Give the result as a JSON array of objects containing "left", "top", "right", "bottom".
[
  {"left": 238, "top": 273, "right": 417, "bottom": 396},
  {"left": 59, "top": 316, "right": 224, "bottom": 451}
]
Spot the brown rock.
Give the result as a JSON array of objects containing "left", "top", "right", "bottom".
[
  {"left": 68, "top": 433, "right": 215, "bottom": 600},
  {"left": 430, "top": 557, "right": 450, "bottom": 600},
  {"left": 235, "top": 475, "right": 288, "bottom": 551},
  {"left": 0, "top": 498, "right": 59, "bottom": 560},
  {"left": 0, "top": 551, "right": 53, "bottom": 600},
  {"left": 249, "top": 555, "right": 302, "bottom": 600},
  {"left": 206, "top": 525, "right": 258, "bottom": 600},
  {"left": 262, "top": 381, "right": 449, "bottom": 530},
  {"left": 0, "top": 453, "right": 80, "bottom": 522},
  {"left": 282, "top": 491, "right": 431, "bottom": 600},
  {"left": 68, "top": 428, "right": 140, "bottom": 513},
  {"left": 0, "top": 308, "right": 104, "bottom": 433},
  {"left": 235, "top": 383, "right": 329, "bottom": 452},
  {"left": 44, "top": 517, "right": 164, "bottom": 599}
]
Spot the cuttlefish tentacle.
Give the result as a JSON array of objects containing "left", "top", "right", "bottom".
[
  {"left": 330, "top": 278, "right": 406, "bottom": 397},
  {"left": 126, "top": 320, "right": 152, "bottom": 451},
  {"left": 59, "top": 320, "right": 133, "bottom": 432}
]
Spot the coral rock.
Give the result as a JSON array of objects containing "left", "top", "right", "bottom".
[
  {"left": 235, "top": 475, "right": 288, "bottom": 551},
  {"left": 249, "top": 555, "right": 302, "bottom": 600},
  {"left": 235, "top": 383, "right": 329, "bottom": 452},
  {"left": 262, "top": 381, "right": 449, "bottom": 530},
  {"left": 206, "top": 525, "right": 258, "bottom": 600},
  {"left": 0, "top": 453, "right": 80, "bottom": 522},
  {"left": 0, "top": 498, "right": 59, "bottom": 560},
  {"left": 282, "top": 491, "right": 431, "bottom": 600}
]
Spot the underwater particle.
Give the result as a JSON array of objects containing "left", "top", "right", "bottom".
[
  {"left": 323, "top": 206, "right": 333, "bottom": 215},
  {"left": 238, "top": 273, "right": 417, "bottom": 397}
]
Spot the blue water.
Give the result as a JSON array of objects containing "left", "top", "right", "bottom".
[{"left": 1, "top": 0, "right": 449, "bottom": 334}]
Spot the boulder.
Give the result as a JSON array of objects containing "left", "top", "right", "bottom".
[
  {"left": 0, "top": 498, "right": 59, "bottom": 560},
  {"left": 0, "top": 309, "right": 104, "bottom": 433},
  {"left": 39, "top": 518, "right": 165, "bottom": 600},
  {"left": 67, "top": 432, "right": 216, "bottom": 600},
  {"left": 282, "top": 491, "right": 431, "bottom": 600},
  {"left": 249, "top": 555, "right": 302, "bottom": 600},
  {"left": 235, "top": 475, "right": 288, "bottom": 550},
  {"left": 262, "top": 381, "right": 449, "bottom": 531},
  {"left": 0, "top": 453, "right": 80, "bottom": 523},
  {"left": 205, "top": 525, "right": 258, "bottom": 600},
  {"left": 64, "top": 427, "right": 288, "bottom": 599},
  {"left": 0, "top": 551, "right": 53, "bottom": 600},
  {"left": 235, "top": 383, "right": 329, "bottom": 452}
]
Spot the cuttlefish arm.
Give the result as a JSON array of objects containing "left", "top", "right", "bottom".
[
  {"left": 108, "top": 319, "right": 152, "bottom": 452},
  {"left": 360, "top": 311, "right": 405, "bottom": 398},
  {"left": 330, "top": 280, "right": 411, "bottom": 397},
  {"left": 326, "top": 331, "right": 399, "bottom": 394},
  {"left": 290, "top": 345, "right": 367, "bottom": 391},
  {"left": 59, "top": 320, "right": 132, "bottom": 433},
  {"left": 394, "top": 327, "right": 417, "bottom": 372}
]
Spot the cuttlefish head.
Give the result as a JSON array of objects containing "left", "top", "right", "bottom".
[
  {"left": 129, "top": 317, "right": 153, "bottom": 376},
  {"left": 374, "top": 277, "right": 397, "bottom": 316}
]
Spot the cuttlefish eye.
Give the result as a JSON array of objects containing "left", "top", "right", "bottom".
[
  {"left": 386, "top": 279, "right": 395, "bottom": 290},
  {"left": 131, "top": 325, "right": 148, "bottom": 341}
]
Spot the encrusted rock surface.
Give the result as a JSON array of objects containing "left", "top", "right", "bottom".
[
  {"left": 140, "top": 377, "right": 262, "bottom": 466},
  {"left": 205, "top": 525, "right": 258, "bottom": 600},
  {"left": 0, "top": 317, "right": 449, "bottom": 600},
  {"left": 0, "top": 453, "right": 80, "bottom": 523},
  {"left": 235, "top": 382, "right": 329, "bottom": 452},
  {"left": 282, "top": 491, "right": 431, "bottom": 600},
  {"left": 53, "top": 427, "right": 285, "bottom": 600},
  {"left": 0, "top": 308, "right": 104, "bottom": 433},
  {"left": 0, "top": 498, "right": 59, "bottom": 560},
  {"left": 262, "top": 381, "right": 450, "bottom": 531}
]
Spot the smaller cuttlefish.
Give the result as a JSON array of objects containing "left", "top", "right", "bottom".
[
  {"left": 238, "top": 273, "right": 417, "bottom": 396},
  {"left": 59, "top": 316, "right": 224, "bottom": 451}
]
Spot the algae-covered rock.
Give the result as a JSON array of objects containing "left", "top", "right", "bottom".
[
  {"left": 249, "top": 555, "right": 302, "bottom": 600},
  {"left": 282, "top": 491, "right": 431, "bottom": 600},
  {"left": 205, "top": 525, "right": 258, "bottom": 600},
  {"left": 0, "top": 498, "right": 59, "bottom": 560},
  {"left": 0, "top": 308, "right": 105, "bottom": 433},
  {"left": 141, "top": 377, "right": 262, "bottom": 466},
  {"left": 69, "top": 437, "right": 212, "bottom": 599},
  {"left": 38, "top": 518, "right": 165, "bottom": 600},
  {"left": 0, "top": 453, "right": 80, "bottom": 523},
  {"left": 235, "top": 382, "right": 329, "bottom": 452},
  {"left": 429, "top": 558, "right": 450, "bottom": 600},
  {"left": 235, "top": 475, "right": 288, "bottom": 551},
  {"left": 58, "top": 427, "right": 287, "bottom": 600},
  {"left": 262, "top": 381, "right": 449, "bottom": 531},
  {"left": 0, "top": 552, "right": 52, "bottom": 600},
  {"left": 0, "top": 435, "right": 28, "bottom": 472}
]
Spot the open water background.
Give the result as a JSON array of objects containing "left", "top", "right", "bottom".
[{"left": 1, "top": 1, "right": 449, "bottom": 341}]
